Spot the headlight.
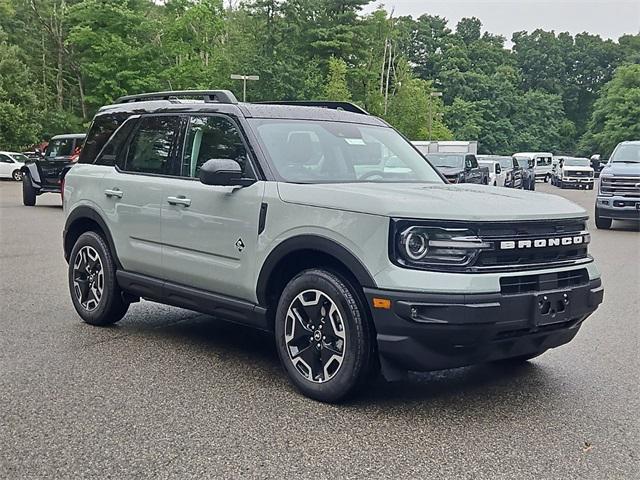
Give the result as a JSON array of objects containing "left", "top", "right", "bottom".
[{"left": 393, "top": 224, "right": 491, "bottom": 270}]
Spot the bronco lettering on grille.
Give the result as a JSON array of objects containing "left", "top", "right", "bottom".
[{"left": 499, "top": 234, "right": 588, "bottom": 250}]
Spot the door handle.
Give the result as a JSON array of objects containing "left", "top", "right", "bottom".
[
  {"left": 104, "top": 188, "right": 123, "bottom": 199},
  {"left": 167, "top": 195, "right": 191, "bottom": 207}
]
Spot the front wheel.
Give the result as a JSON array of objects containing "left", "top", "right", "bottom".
[
  {"left": 22, "top": 174, "right": 36, "bottom": 206},
  {"left": 68, "top": 231, "right": 129, "bottom": 326},
  {"left": 12, "top": 169, "right": 23, "bottom": 181},
  {"left": 595, "top": 208, "right": 612, "bottom": 230},
  {"left": 274, "top": 269, "right": 375, "bottom": 403}
]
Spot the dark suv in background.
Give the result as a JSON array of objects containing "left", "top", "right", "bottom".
[{"left": 22, "top": 133, "right": 86, "bottom": 206}]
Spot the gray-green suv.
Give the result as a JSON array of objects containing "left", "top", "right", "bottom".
[{"left": 63, "top": 90, "right": 604, "bottom": 402}]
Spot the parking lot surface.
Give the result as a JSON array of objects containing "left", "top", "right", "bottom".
[{"left": 0, "top": 179, "right": 638, "bottom": 479}]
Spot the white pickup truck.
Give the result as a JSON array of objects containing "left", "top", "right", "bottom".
[{"left": 551, "top": 157, "right": 595, "bottom": 190}]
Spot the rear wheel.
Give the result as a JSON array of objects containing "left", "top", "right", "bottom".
[
  {"left": 22, "top": 174, "right": 36, "bottom": 206},
  {"left": 68, "top": 231, "right": 129, "bottom": 326},
  {"left": 12, "top": 169, "right": 23, "bottom": 181},
  {"left": 595, "top": 207, "right": 612, "bottom": 230},
  {"left": 274, "top": 269, "right": 375, "bottom": 402}
]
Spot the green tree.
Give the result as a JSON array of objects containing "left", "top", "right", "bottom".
[
  {"left": 323, "top": 56, "right": 351, "bottom": 101},
  {"left": 0, "top": 31, "right": 42, "bottom": 149},
  {"left": 580, "top": 64, "right": 640, "bottom": 156}
]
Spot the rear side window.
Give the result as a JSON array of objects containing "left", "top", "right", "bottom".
[
  {"left": 124, "top": 116, "right": 181, "bottom": 175},
  {"left": 79, "top": 113, "right": 129, "bottom": 164}
]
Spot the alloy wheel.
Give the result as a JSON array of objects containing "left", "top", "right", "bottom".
[
  {"left": 12, "top": 170, "right": 23, "bottom": 181},
  {"left": 284, "top": 289, "right": 347, "bottom": 383},
  {"left": 72, "top": 245, "right": 104, "bottom": 312}
]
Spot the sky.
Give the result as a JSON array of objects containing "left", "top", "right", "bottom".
[{"left": 363, "top": 0, "right": 640, "bottom": 44}]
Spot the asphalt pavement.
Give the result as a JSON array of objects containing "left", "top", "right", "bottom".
[{"left": 0, "top": 179, "right": 638, "bottom": 479}]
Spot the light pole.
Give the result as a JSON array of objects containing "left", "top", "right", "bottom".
[
  {"left": 428, "top": 91, "right": 443, "bottom": 140},
  {"left": 230, "top": 74, "right": 259, "bottom": 102}
]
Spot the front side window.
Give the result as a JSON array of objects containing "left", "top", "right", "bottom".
[
  {"left": 124, "top": 116, "right": 181, "bottom": 175},
  {"left": 181, "top": 116, "right": 249, "bottom": 178},
  {"left": 250, "top": 119, "right": 442, "bottom": 184}
]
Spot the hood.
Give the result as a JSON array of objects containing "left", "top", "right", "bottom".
[
  {"left": 601, "top": 162, "right": 640, "bottom": 176},
  {"left": 563, "top": 166, "right": 594, "bottom": 172},
  {"left": 277, "top": 182, "right": 586, "bottom": 221}
]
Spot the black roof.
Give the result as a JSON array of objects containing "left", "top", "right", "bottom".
[{"left": 98, "top": 90, "right": 386, "bottom": 126}]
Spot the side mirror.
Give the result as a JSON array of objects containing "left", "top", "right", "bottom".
[
  {"left": 495, "top": 164, "right": 501, "bottom": 175},
  {"left": 199, "top": 159, "right": 254, "bottom": 187}
]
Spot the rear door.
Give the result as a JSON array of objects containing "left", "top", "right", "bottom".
[
  {"left": 160, "top": 114, "right": 265, "bottom": 301},
  {"left": 100, "top": 115, "right": 182, "bottom": 278}
]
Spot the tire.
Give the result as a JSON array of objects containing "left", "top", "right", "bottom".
[
  {"left": 68, "top": 231, "right": 129, "bottom": 326},
  {"left": 22, "top": 174, "right": 36, "bottom": 206},
  {"left": 274, "top": 269, "right": 375, "bottom": 403},
  {"left": 12, "top": 169, "right": 23, "bottom": 181},
  {"left": 594, "top": 208, "right": 612, "bottom": 230}
]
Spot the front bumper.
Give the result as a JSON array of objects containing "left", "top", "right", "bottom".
[
  {"left": 597, "top": 196, "right": 640, "bottom": 221},
  {"left": 364, "top": 278, "right": 603, "bottom": 377}
]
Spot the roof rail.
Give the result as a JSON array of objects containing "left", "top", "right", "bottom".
[
  {"left": 115, "top": 90, "right": 238, "bottom": 104},
  {"left": 257, "top": 100, "right": 369, "bottom": 115}
]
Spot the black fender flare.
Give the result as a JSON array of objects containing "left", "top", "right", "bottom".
[
  {"left": 21, "top": 163, "right": 42, "bottom": 186},
  {"left": 63, "top": 206, "right": 121, "bottom": 268},
  {"left": 256, "top": 235, "right": 377, "bottom": 305}
]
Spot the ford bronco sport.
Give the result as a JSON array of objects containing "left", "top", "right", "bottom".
[{"left": 63, "top": 90, "right": 604, "bottom": 402}]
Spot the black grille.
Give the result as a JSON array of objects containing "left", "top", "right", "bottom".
[
  {"left": 500, "top": 268, "right": 589, "bottom": 295},
  {"left": 473, "top": 219, "right": 589, "bottom": 271},
  {"left": 565, "top": 170, "right": 592, "bottom": 178}
]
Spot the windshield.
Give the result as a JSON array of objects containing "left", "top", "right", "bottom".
[
  {"left": 563, "top": 158, "right": 590, "bottom": 167},
  {"left": 497, "top": 157, "right": 513, "bottom": 169},
  {"left": 426, "top": 154, "right": 464, "bottom": 168},
  {"left": 610, "top": 144, "right": 640, "bottom": 163},
  {"left": 9, "top": 153, "right": 29, "bottom": 163},
  {"left": 514, "top": 157, "right": 530, "bottom": 168},
  {"left": 249, "top": 119, "right": 443, "bottom": 184},
  {"left": 45, "top": 138, "right": 75, "bottom": 158}
]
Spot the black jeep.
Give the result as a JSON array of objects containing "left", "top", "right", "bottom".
[{"left": 21, "top": 133, "right": 86, "bottom": 206}]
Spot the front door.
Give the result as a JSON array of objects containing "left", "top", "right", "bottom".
[
  {"left": 160, "top": 114, "right": 265, "bottom": 302},
  {"left": 101, "top": 114, "right": 182, "bottom": 278}
]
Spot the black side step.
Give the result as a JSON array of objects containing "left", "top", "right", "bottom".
[{"left": 116, "top": 271, "right": 269, "bottom": 331}]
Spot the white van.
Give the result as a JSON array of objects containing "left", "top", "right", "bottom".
[{"left": 513, "top": 152, "right": 553, "bottom": 182}]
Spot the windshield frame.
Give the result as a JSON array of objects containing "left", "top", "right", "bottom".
[{"left": 247, "top": 118, "right": 446, "bottom": 184}]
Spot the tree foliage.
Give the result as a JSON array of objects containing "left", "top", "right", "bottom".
[{"left": 0, "top": 0, "right": 637, "bottom": 154}]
